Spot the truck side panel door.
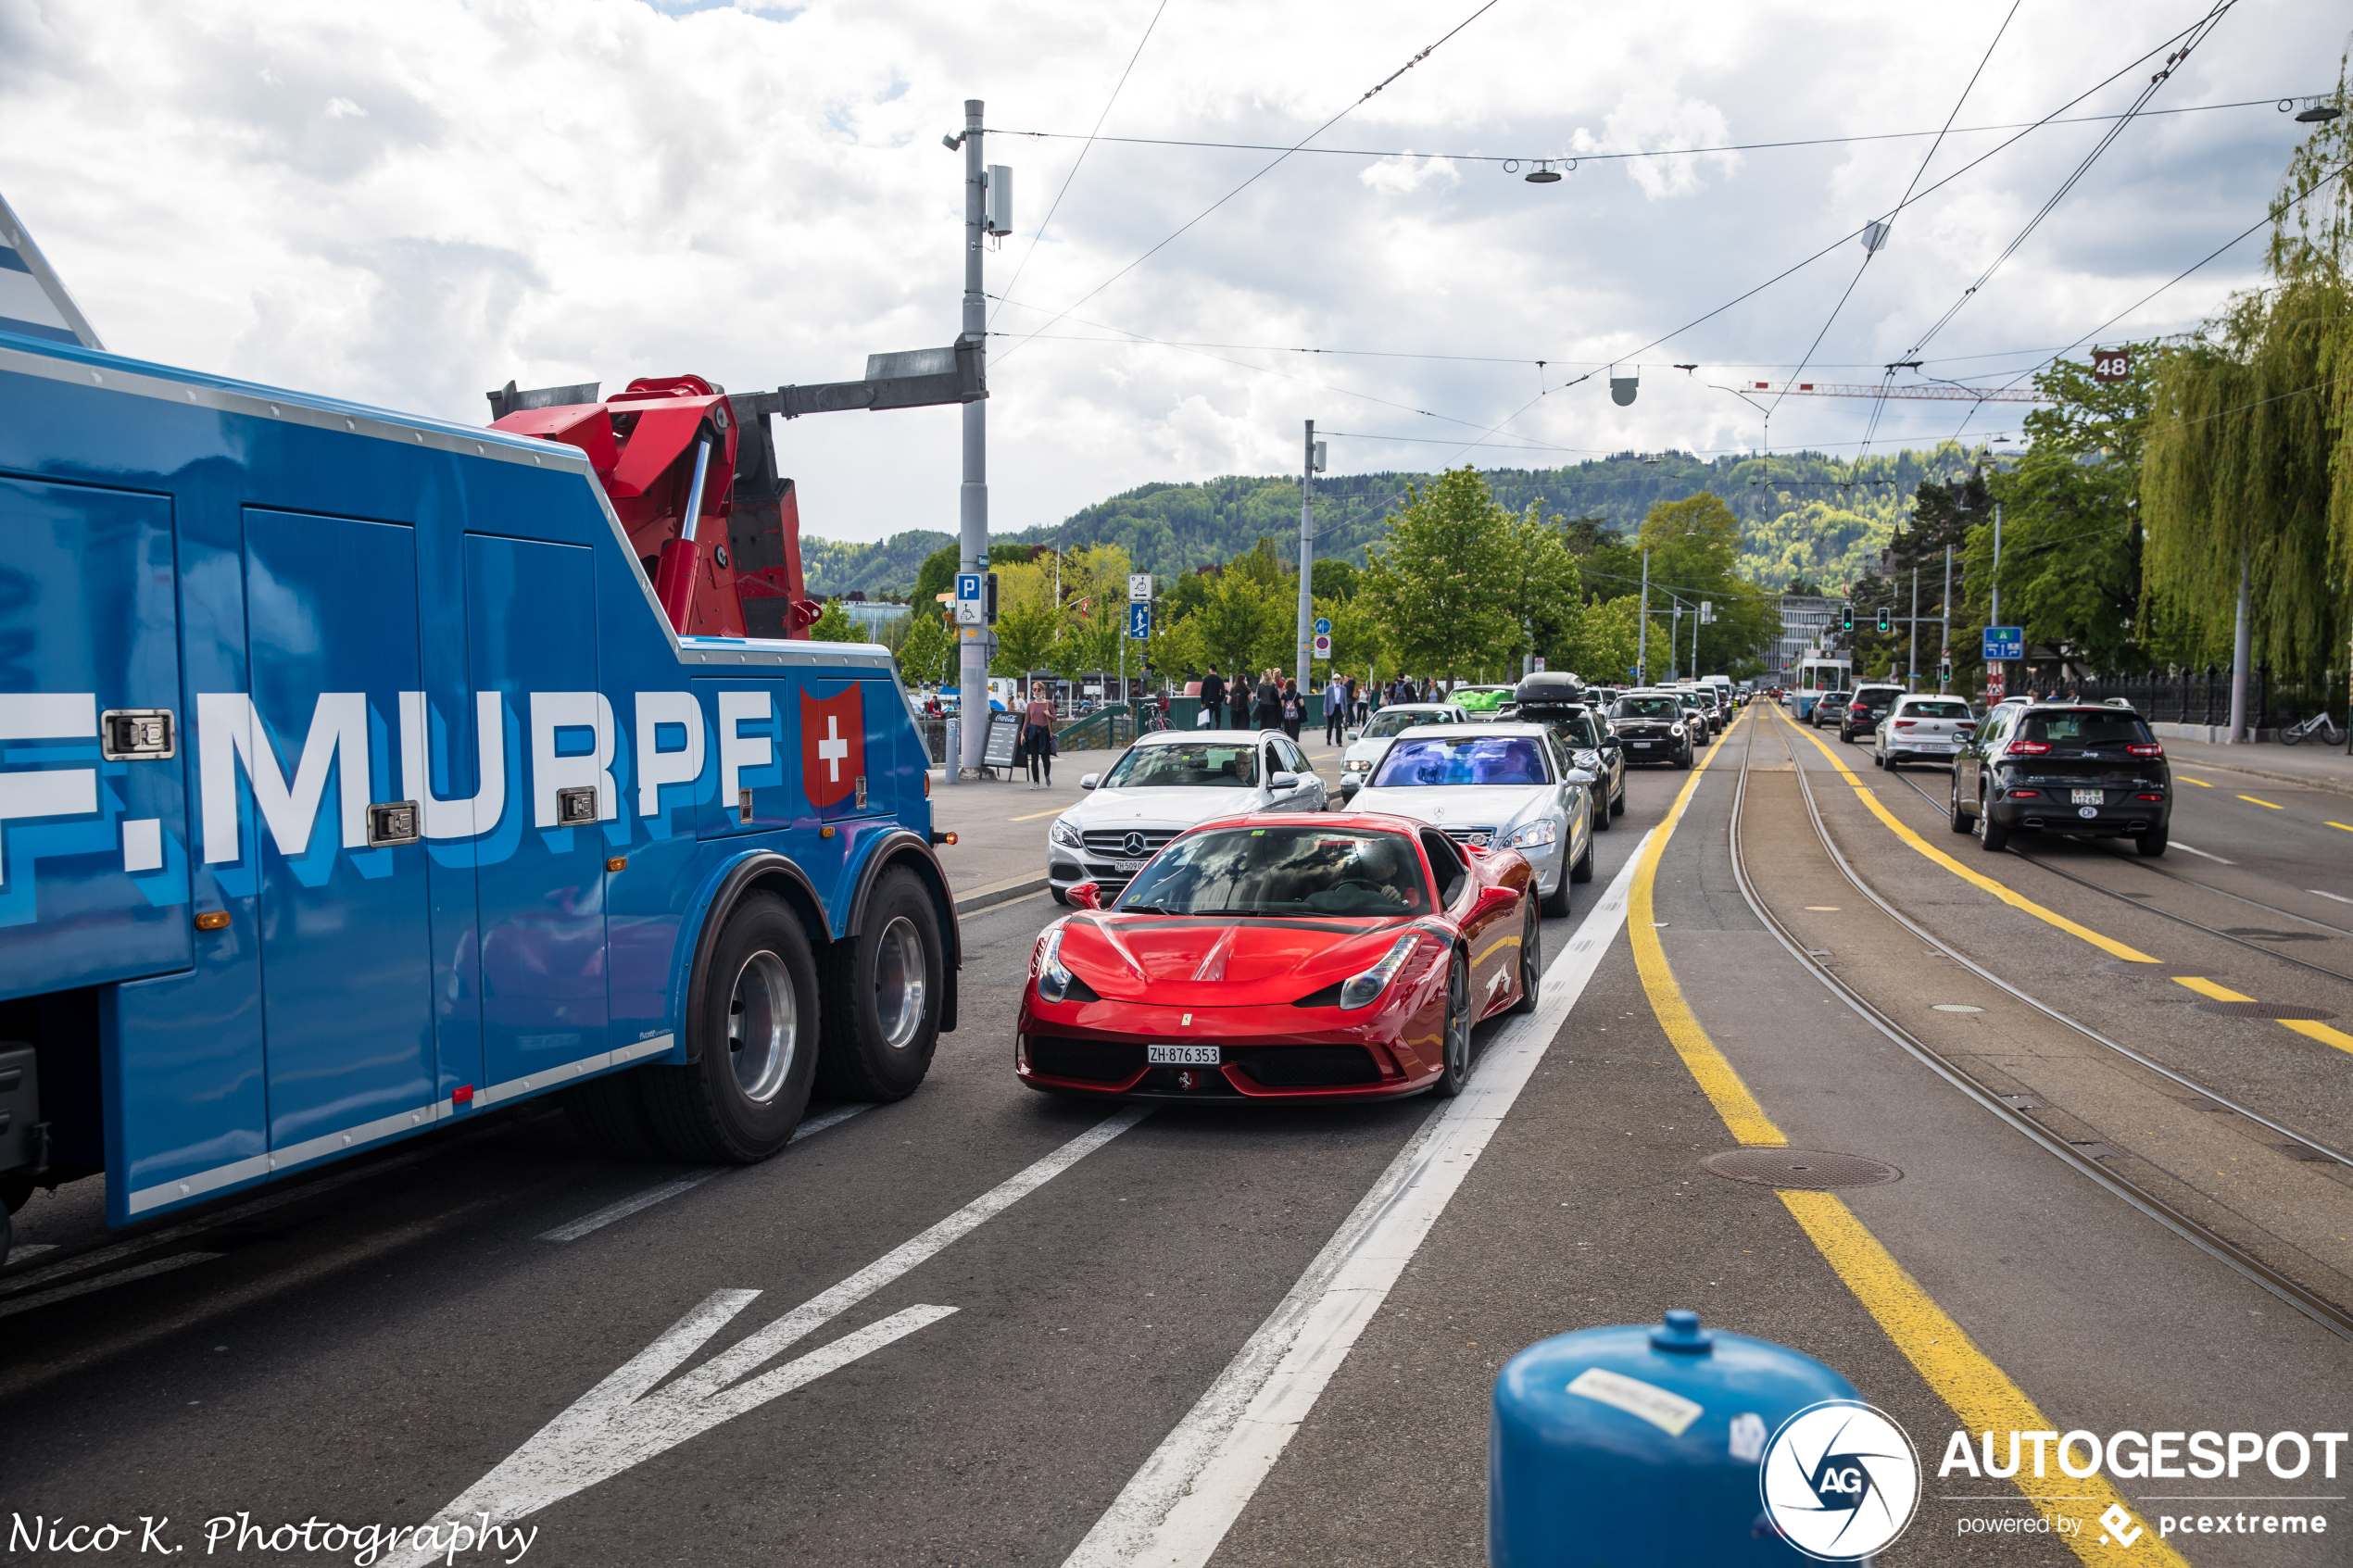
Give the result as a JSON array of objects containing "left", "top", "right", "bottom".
[
  {"left": 467, "top": 534, "right": 610, "bottom": 1094},
  {"left": 0, "top": 476, "right": 191, "bottom": 997},
  {"left": 241, "top": 508, "right": 436, "bottom": 1155}
]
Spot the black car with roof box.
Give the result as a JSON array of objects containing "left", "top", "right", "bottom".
[
  {"left": 1508, "top": 672, "right": 1625, "bottom": 829},
  {"left": 1949, "top": 702, "right": 2171, "bottom": 856}
]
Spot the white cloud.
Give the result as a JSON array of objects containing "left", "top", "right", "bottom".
[
  {"left": 0, "top": 0, "right": 2340, "bottom": 543},
  {"left": 1359, "top": 153, "right": 1459, "bottom": 196}
]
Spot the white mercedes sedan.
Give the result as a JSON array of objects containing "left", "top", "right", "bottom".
[
  {"left": 1347, "top": 723, "right": 1594, "bottom": 916},
  {"left": 1045, "top": 729, "right": 1327, "bottom": 904},
  {"left": 1335, "top": 702, "right": 1468, "bottom": 794}
]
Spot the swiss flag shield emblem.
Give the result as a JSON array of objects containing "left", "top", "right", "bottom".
[{"left": 800, "top": 683, "right": 865, "bottom": 809}]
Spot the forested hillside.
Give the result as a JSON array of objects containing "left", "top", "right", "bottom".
[{"left": 798, "top": 441, "right": 1984, "bottom": 597}]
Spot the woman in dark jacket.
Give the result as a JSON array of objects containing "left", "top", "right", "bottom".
[
  {"left": 1252, "top": 670, "right": 1283, "bottom": 731},
  {"left": 1280, "top": 678, "right": 1303, "bottom": 740}
]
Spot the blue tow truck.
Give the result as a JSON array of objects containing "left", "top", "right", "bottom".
[{"left": 0, "top": 203, "right": 962, "bottom": 1262}]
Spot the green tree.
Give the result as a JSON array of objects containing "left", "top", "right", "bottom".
[
  {"left": 896, "top": 611, "right": 954, "bottom": 688},
  {"left": 991, "top": 596, "right": 1063, "bottom": 681},
  {"left": 1191, "top": 569, "right": 1286, "bottom": 678},
  {"left": 1552, "top": 596, "right": 1644, "bottom": 684},
  {"left": 806, "top": 600, "right": 865, "bottom": 644},
  {"left": 1631, "top": 494, "right": 1780, "bottom": 675},
  {"left": 1311, "top": 558, "right": 1360, "bottom": 601},
  {"left": 1361, "top": 469, "right": 1523, "bottom": 678},
  {"left": 911, "top": 543, "right": 961, "bottom": 611}
]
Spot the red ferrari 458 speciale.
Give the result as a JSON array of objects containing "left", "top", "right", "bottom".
[{"left": 1016, "top": 811, "right": 1541, "bottom": 1102}]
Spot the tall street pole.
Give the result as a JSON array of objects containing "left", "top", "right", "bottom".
[
  {"left": 1636, "top": 548, "right": 1650, "bottom": 684},
  {"left": 2228, "top": 537, "right": 2252, "bottom": 743},
  {"left": 957, "top": 98, "right": 988, "bottom": 773},
  {"left": 1907, "top": 565, "right": 1919, "bottom": 691},
  {"left": 1941, "top": 545, "right": 1952, "bottom": 695},
  {"left": 1990, "top": 502, "right": 2003, "bottom": 699},
  {"left": 1296, "top": 419, "right": 1315, "bottom": 698}
]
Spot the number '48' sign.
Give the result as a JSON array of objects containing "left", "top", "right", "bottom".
[{"left": 2091, "top": 348, "right": 2131, "bottom": 383}]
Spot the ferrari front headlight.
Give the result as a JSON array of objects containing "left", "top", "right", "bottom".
[
  {"left": 1340, "top": 935, "right": 1419, "bottom": 1010},
  {"left": 1034, "top": 926, "right": 1076, "bottom": 1002}
]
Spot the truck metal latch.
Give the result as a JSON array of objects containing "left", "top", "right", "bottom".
[
  {"left": 368, "top": 800, "right": 422, "bottom": 847},
  {"left": 557, "top": 786, "right": 599, "bottom": 825},
  {"left": 100, "top": 709, "right": 175, "bottom": 760}
]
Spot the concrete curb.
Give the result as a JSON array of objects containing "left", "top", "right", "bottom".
[
  {"left": 2164, "top": 752, "right": 2353, "bottom": 802},
  {"left": 953, "top": 874, "right": 1051, "bottom": 915}
]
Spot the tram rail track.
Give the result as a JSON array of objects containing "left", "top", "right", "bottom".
[
  {"left": 1871, "top": 754, "right": 2353, "bottom": 985},
  {"left": 1726, "top": 706, "right": 2353, "bottom": 1342}
]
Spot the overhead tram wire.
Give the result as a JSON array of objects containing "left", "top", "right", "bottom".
[
  {"left": 1534, "top": 8, "right": 2246, "bottom": 422},
  {"left": 992, "top": 0, "right": 1504, "bottom": 366},
  {"left": 988, "top": 0, "right": 1172, "bottom": 331},
  {"left": 983, "top": 95, "right": 2316, "bottom": 170},
  {"left": 1766, "top": 0, "right": 2020, "bottom": 485},
  {"left": 1947, "top": 154, "right": 2353, "bottom": 445},
  {"left": 1902, "top": 0, "right": 2237, "bottom": 370}
]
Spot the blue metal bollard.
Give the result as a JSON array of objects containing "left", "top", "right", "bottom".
[{"left": 1490, "top": 1310, "right": 1859, "bottom": 1565}]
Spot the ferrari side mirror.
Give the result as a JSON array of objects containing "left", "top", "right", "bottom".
[{"left": 1067, "top": 882, "right": 1103, "bottom": 910}]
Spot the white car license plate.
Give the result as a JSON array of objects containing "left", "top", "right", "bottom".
[
  {"left": 2071, "top": 789, "right": 2103, "bottom": 806},
  {"left": 1630, "top": 740, "right": 1653, "bottom": 748},
  {"left": 1148, "top": 1044, "right": 1220, "bottom": 1065},
  {"left": 1113, "top": 858, "right": 1150, "bottom": 872}
]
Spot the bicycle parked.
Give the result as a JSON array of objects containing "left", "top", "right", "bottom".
[{"left": 2280, "top": 709, "right": 2347, "bottom": 746}]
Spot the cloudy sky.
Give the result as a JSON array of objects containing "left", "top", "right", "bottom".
[{"left": 1, "top": 0, "right": 2344, "bottom": 542}]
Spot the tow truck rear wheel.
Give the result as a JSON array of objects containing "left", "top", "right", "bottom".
[
  {"left": 643, "top": 894, "right": 819, "bottom": 1162},
  {"left": 816, "top": 869, "right": 944, "bottom": 1102}
]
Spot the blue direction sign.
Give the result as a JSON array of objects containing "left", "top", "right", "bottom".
[
  {"left": 1127, "top": 603, "right": 1151, "bottom": 640},
  {"left": 1982, "top": 625, "right": 2023, "bottom": 660},
  {"left": 1314, "top": 617, "right": 1331, "bottom": 636}
]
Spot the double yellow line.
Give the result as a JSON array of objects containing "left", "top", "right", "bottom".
[
  {"left": 1629, "top": 709, "right": 2185, "bottom": 1567},
  {"left": 1780, "top": 710, "right": 2353, "bottom": 1059}
]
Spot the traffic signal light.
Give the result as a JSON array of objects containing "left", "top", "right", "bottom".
[
  {"left": 1840, "top": 603, "right": 1854, "bottom": 633},
  {"left": 983, "top": 571, "right": 1000, "bottom": 624},
  {"left": 1877, "top": 607, "right": 1892, "bottom": 633}
]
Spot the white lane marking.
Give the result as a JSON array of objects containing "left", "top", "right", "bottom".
[
  {"left": 1061, "top": 834, "right": 1654, "bottom": 1568},
  {"left": 537, "top": 1104, "right": 875, "bottom": 1242},
  {"left": 788, "top": 1101, "right": 875, "bottom": 1145},
  {"left": 384, "top": 1297, "right": 958, "bottom": 1568},
  {"left": 0, "top": 1252, "right": 220, "bottom": 1320},
  {"left": 390, "top": 1108, "right": 1150, "bottom": 1557},
  {"left": 2, "top": 1243, "right": 57, "bottom": 1265},
  {"left": 537, "top": 1174, "right": 721, "bottom": 1243},
  {"left": 2310, "top": 890, "right": 2353, "bottom": 907},
  {"left": 2170, "top": 840, "right": 2234, "bottom": 864}
]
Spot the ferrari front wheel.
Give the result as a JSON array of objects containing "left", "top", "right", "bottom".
[
  {"left": 1432, "top": 951, "right": 1472, "bottom": 1098},
  {"left": 1510, "top": 902, "right": 1541, "bottom": 1015}
]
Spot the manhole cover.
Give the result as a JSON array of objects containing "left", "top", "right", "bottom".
[
  {"left": 1701, "top": 1148, "right": 1903, "bottom": 1190},
  {"left": 2193, "top": 1000, "right": 2339, "bottom": 1020},
  {"left": 2223, "top": 929, "right": 2328, "bottom": 942},
  {"left": 2098, "top": 961, "right": 2229, "bottom": 978}
]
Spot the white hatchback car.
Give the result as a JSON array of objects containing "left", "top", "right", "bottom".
[
  {"left": 1874, "top": 694, "right": 1978, "bottom": 771},
  {"left": 1335, "top": 703, "right": 1467, "bottom": 796},
  {"left": 1347, "top": 723, "right": 1594, "bottom": 916},
  {"left": 1046, "top": 729, "right": 1326, "bottom": 904}
]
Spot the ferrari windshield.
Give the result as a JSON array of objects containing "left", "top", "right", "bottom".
[
  {"left": 1099, "top": 742, "right": 1259, "bottom": 788},
  {"left": 1614, "top": 696, "right": 1681, "bottom": 720},
  {"left": 1115, "top": 826, "right": 1430, "bottom": 916},
  {"left": 1370, "top": 734, "right": 1552, "bottom": 788},
  {"left": 1360, "top": 708, "right": 1446, "bottom": 739}
]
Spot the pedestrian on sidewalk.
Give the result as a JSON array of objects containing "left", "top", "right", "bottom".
[
  {"left": 1023, "top": 690, "right": 1057, "bottom": 789},
  {"left": 1200, "top": 664, "right": 1227, "bottom": 730},
  {"left": 1281, "top": 678, "right": 1303, "bottom": 740},
  {"left": 1252, "top": 669, "right": 1283, "bottom": 730},
  {"left": 1326, "top": 678, "right": 1349, "bottom": 743}
]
